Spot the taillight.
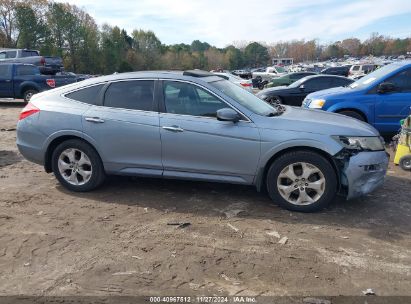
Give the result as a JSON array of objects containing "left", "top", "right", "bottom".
[
  {"left": 19, "top": 103, "right": 40, "bottom": 121},
  {"left": 46, "top": 79, "right": 56, "bottom": 88},
  {"left": 40, "top": 56, "right": 46, "bottom": 66},
  {"left": 241, "top": 83, "right": 252, "bottom": 87}
]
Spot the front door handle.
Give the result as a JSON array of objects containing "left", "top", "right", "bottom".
[
  {"left": 162, "top": 125, "right": 184, "bottom": 132},
  {"left": 85, "top": 117, "right": 105, "bottom": 123}
]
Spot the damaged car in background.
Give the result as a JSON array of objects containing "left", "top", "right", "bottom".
[{"left": 16, "top": 70, "right": 388, "bottom": 212}]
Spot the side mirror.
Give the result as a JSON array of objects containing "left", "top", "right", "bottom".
[
  {"left": 299, "top": 84, "right": 305, "bottom": 90},
  {"left": 216, "top": 108, "right": 241, "bottom": 123},
  {"left": 378, "top": 82, "right": 395, "bottom": 94}
]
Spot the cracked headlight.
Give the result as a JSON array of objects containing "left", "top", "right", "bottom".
[
  {"left": 308, "top": 99, "right": 326, "bottom": 109},
  {"left": 332, "top": 136, "right": 385, "bottom": 151}
]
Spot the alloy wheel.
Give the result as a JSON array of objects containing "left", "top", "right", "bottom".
[
  {"left": 58, "top": 148, "right": 92, "bottom": 185},
  {"left": 276, "top": 162, "right": 326, "bottom": 205}
]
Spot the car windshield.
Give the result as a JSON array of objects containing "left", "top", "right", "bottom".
[
  {"left": 275, "top": 66, "right": 286, "bottom": 73},
  {"left": 349, "top": 64, "right": 401, "bottom": 89},
  {"left": 210, "top": 79, "right": 277, "bottom": 116},
  {"left": 288, "top": 77, "right": 308, "bottom": 88}
]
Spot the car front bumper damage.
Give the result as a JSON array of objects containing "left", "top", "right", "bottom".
[{"left": 336, "top": 150, "right": 389, "bottom": 200}]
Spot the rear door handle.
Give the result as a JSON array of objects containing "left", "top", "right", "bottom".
[
  {"left": 162, "top": 126, "right": 184, "bottom": 132},
  {"left": 85, "top": 117, "right": 105, "bottom": 123}
]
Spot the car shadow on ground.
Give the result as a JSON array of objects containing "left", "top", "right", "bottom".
[
  {"left": 0, "top": 101, "right": 25, "bottom": 108},
  {"left": 56, "top": 173, "right": 411, "bottom": 242}
]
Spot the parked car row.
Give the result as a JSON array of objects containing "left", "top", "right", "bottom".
[
  {"left": 302, "top": 61, "right": 411, "bottom": 134},
  {"left": 213, "top": 72, "right": 253, "bottom": 92},
  {"left": 0, "top": 63, "right": 77, "bottom": 102},
  {"left": 0, "top": 48, "right": 64, "bottom": 74},
  {"left": 257, "top": 75, "right": 354, "bottom": 106}
]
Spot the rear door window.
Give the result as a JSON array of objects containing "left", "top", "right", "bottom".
[
  {"left": 104, "top": 80, "right": 155, "bottom": 111},
  {"left": 15, "top": 65, "right": 39, "bottom": 76},
  {"left": 304, "top": 77, "right": 333, "bottom": 90},
  {"left": 65, "top": 84, "right": 105, "bottom": 105},
  {"left": 332, "top": 78, "right": 351, "bottom": 87},
  {"left": 5, "top": 51, "right": 17, "bottom": 58},
  {"left": 21, "top": 50, "right": 39, "bottom": 57},
  {"left": 0, "top": 65, "right": 11, "bottom": 78}
]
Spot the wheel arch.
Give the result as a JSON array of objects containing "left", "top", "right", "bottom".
[
  {"left": 44, "top": 135, "right": 103, "bottom": 173},
  {"left": 19, "top": 82, "right": 40, "bottom": 97},
  {"left": 335, "top": 108, "right": 368, "bottom": 122},
  {"left": 255, "top": 146, "right": 341, "bottom": 193}
]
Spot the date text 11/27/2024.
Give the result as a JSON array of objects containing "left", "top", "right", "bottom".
[{"left": 149, "top": 296, "right": 257, "bottom": 303}]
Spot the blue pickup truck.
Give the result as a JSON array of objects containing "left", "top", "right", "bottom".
[
  {"left": 0, "top": 63, "right": 77, "bottom": 102},
  {"left": 302, "top": 61, "right": 411, "bottom": 134}
]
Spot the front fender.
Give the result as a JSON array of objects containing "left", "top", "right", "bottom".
[
  {"left": 255, "top": 134, "right": 343, "bottom": 191},
  {"left": 259, "top": 138, "right": 342, "bottom": 166}
]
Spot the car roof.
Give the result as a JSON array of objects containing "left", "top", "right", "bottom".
[
  {"left": 50, "top": 70, "right": 226, "bottom": 93},
  {"left": 302, "top": 74, "right": 351, "bottom": 81}
]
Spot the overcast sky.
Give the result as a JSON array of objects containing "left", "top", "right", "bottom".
[{"left": 58, "top": 0, "right": 411, "bottom": 47}]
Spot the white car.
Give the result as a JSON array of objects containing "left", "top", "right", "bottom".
[
  {"left": 213, "top": 72, "right": 253, "bottom": 92},
  {"left": 251, "top": 66, "right": 287, "bottom": 81},
  {"left": 349, "top": 64, "right": 380, "bottom": 78}
]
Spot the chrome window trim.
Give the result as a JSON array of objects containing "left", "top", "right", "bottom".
[{"left": 160, "top": 78, "right": 252, "bottom": 123}]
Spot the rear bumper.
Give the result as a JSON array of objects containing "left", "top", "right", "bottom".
[
  {"left": 341, "top": 151, "right": 389, "bottom": 200},
  {"left": 16, "top": 120, "right": 46, "bottom": 166},
  {"left": 17, "top": 142, "right": 44, "bottom": 165}
]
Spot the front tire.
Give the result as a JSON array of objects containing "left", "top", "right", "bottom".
[
  {"left": 51, "top": 139, "right": 105, "bottom": 192},
  {"left": 266, "top": 150, "right": 337, "bottom": 212},
  {"left": 399, "top": 156, "right": 411, "bottom": 171}
]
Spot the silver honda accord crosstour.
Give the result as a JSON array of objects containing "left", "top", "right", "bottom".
[{"left": 16, "top": 70, "right": 389, "bottom": 212}]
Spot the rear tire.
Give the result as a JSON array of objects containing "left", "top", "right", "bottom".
[
  {"left": 338, "top": 110, "right": 365, "bottom": 121},
  {"left": 266, "top": 150, "right": 337, "bottom": 212},
  {"left": 51, "top": 139, "right": 105, "bottom": 192},
  {"left": 399, "top": 156, "right": 411, "bottom": 171},
  {"left": 23, "top": 89, "right": 38, "bottom": 103}
]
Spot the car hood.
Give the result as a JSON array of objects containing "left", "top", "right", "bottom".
[
  {"left": 256, "top": 86, "right": 288, "bottom": 96},
  {"left": 257, "top": 106, "right": 379, "bottom": 137},
  {"left": 306, "top": 86, "right": 356, "bottom": 99}
]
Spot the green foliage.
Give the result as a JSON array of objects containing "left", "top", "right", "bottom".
[
  {"left": 244, "top": 42, "right": 269, "bottom": 67},
  {"left": 191, "top": 40, "right": 210, "bottom": 52}
]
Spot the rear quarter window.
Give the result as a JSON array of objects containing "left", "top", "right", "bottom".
[{"left": 65, "top": 84, "right": 105, "bottom": 105}]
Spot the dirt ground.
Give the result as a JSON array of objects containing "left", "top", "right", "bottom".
[{"left": 0, "top": 102, "right": 410, "bottom": 297}]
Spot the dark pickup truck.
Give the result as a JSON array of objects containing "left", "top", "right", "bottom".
[
  {"left": 0, "top": 63, "right": 77, "bottom": 102},
  {"left": 0, "top": 49, "right": 64, "bottom": 74}
]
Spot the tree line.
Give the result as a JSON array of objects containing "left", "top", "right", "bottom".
[{"left": 1, "top": 0, "right": 410, "bottom": 74}]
